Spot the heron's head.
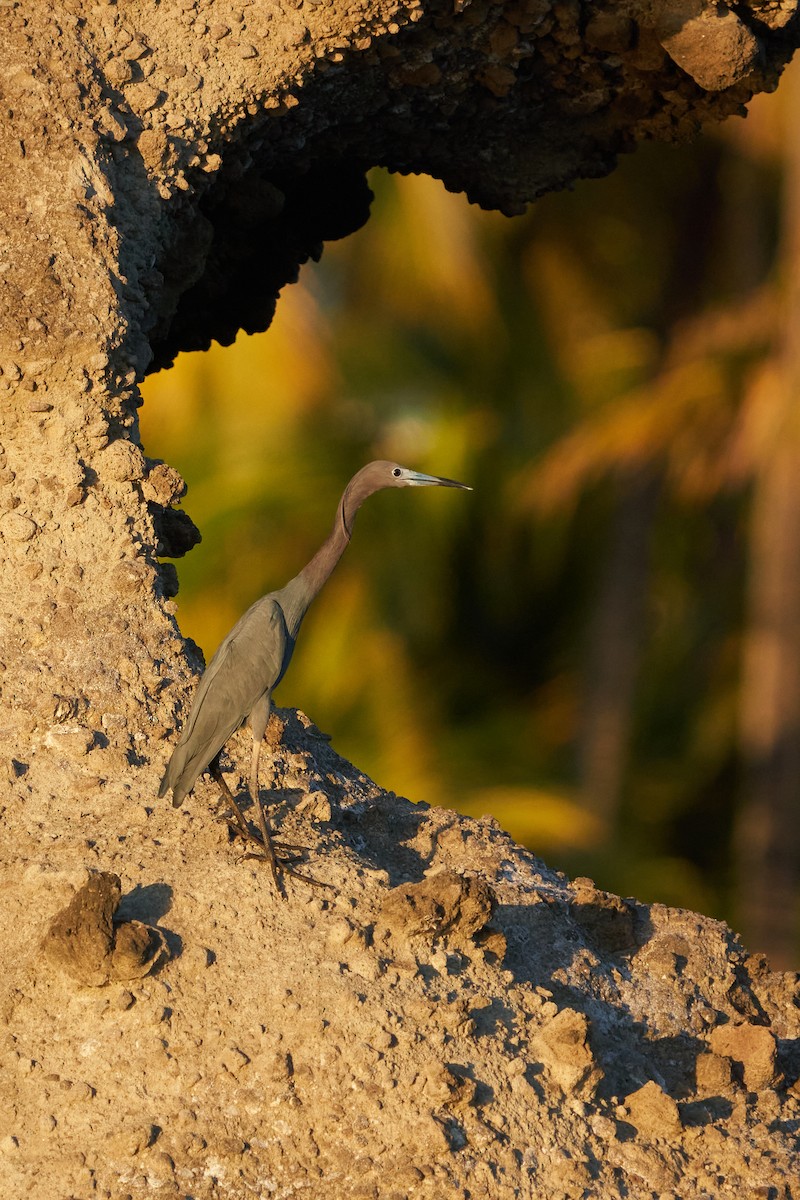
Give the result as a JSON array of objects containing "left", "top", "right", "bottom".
[
  {"left": 375, "top": 461, "right": 472, "bottom": 491},
  {"left": 340, "top": 461, "right": 471, "bottom": 531}
]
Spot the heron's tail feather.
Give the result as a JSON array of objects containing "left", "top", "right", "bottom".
[
  {"left": 158, "top": 741, "right": 191, "bottom": 804},
  {"left": 159, "top": 737, "right": 220, "bottom": 809}
]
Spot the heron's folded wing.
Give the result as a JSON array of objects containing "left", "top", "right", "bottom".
[
  {"left": 159, "top": 597, "right": 290, "bottom": 800},
  {"left": 179, "top": 596, "right": 289, "bottom": 745}
]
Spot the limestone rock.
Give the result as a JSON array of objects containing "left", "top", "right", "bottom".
[
  {"left": 624, "top": 1079, "right": 683, "bottom": 1139},
  {"left": 653, "top": 0, "right": 762, "bottom": 91},
  {"left": 374, "top": 868, "right": 496, "bottom": 949},
  {"left": 531, "top": 1007, "right": 602, "bottom": 1098},
  {"left": 42, "top": 871, "right": 169, "bottom": 987},
  {"left": 709, "top": 1021, "right": 780, "bottom": 1091}
]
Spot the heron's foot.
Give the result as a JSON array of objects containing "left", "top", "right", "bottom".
[
  {"left": 239, "top": 830, "right": 335, "bottom": 895},
  {"left": 223, "top": 814, "right": 305, "bottom": 856},
  {"left": 227, "top": 804, "right": 334, "bottom": 895},
  {"left": 240, "top": 844, "right": 335, "bottom": 893},
  {"left": 214, "top": 792, "right": 300, "bottom": 854},
  {"left": 208, "top": 767, "right": 328, "bottom": 891}
]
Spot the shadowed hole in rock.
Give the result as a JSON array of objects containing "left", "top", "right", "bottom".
[{"left": 680, "top": 1097, "right": 735, "bottom": 1126}]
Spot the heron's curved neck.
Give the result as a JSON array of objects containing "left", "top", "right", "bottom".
[{"left": 280, "top": 473, "right": 375, "bottom": 634}]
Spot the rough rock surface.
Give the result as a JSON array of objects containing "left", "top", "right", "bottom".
[
  {"left": 2, "top": 712, "right": 800, "bottom": 1198},
  {"left": 1, "top": 0, "right": 798, "bottom": 378},
  {"left": 2, "top": 2, "right": 800, "bottom": 1197}
]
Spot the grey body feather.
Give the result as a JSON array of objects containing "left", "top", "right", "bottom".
[{"left": 158, "top": 597, "right": 294, "bottom": 807}]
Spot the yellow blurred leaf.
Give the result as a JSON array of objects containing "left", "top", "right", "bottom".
[{"left": 457, "top": 785, "right": 605, "bottom": 852}]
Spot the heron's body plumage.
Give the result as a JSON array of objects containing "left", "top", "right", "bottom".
[{"left": 158, "top": 596, "right": 294, "bottom": 807}]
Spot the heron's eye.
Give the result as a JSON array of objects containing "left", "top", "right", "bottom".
[{"left": 392, "top": 467, "right": 402, "bottom": 478}]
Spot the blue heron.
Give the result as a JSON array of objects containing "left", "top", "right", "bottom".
[{"left": 159, "top": 460, "right": 471, "bottom": 891}]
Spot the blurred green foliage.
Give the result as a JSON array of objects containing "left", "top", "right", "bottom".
[{"left": 140, "top": 73, "right": 796, "bottom": 936}]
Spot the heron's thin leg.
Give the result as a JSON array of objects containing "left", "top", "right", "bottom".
[
  {"left": 209, "top": 759, "right": 252, "bottom": 841},
  {"left": 209, "top": 759, "right": 276, "bottom": 850},
  {"left": 243, "top": 739, "right": 335, "bottom": 894},
  {"left": 247, "top": 738, "right": 287, "bottom": 895},
  {"left": 208, "top": 756, "right": 304, "bottom": 853}
]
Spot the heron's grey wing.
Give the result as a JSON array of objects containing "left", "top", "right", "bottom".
[
  {"left": 159, "top": 597, "right": 290, "bottom": 804},
  {"left": 180, "top": 598, "right": 289, "bottom": 741}
]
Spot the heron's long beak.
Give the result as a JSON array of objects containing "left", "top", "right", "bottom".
[{"left": 405, "top": 471, "right": 472, "bottom": 490}]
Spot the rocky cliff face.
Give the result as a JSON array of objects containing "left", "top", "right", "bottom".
[
  {"left": 1, "top": 2, "right": 799, "bottom": 1196},
  {"left": 2, "top": 710, "right": 799, "bottom": 1198}
]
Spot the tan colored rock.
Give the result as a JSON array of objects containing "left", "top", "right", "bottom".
[
  {"left": 695, "top": 1050, "right": 733, "bottom": 1095},
  {"left": 653, "top": 0, "right": 762, "bottom": 91},
  {"left": 374, "top": 868, "right": 495, "bottom": 949},
  {"left": 42, "top": 870, "right": 168, "bottom": 987},
  {"left": 44, "top": 727, "right": 94, "bottom": 758},
  {"left": 624, "top": 1080, "right": 682, "bottom": 1138},
  {"left": 606, "top": 1140, "right": 681, "bottom": 1192},
  {"left": 570, "top": 877, "right": 637, "bottom": 952},
  {"left": 709, "top": 1021, "right": 779, "bottom": 1091},
  {"left": 1, "top": 512, "right": 37, "bottom": 541},
  {"left": 532, "top": 1008, "right": 602, "bottom": 1098},
  {"left": 99, "top": 440, "right": 146, "bottom": 482},
  {"left": 749, "top": 0, "right": 799, "bottom": 29}
]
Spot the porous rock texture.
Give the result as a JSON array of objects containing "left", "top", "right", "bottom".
[
  {"left": 3, "top": 718, "right": 800, "bottom": 1198},
  {"left": 2, "top": 1, "right": 800, "bottom": 1197}
]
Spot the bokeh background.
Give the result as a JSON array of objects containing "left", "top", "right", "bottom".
[{"left": 141, "top": 61, "right": 800, "bottom": 969}]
